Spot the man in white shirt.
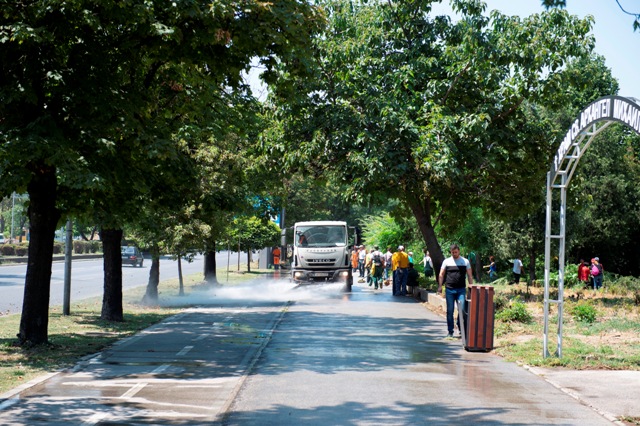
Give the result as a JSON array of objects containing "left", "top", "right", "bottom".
[
  {"left": 422, "top": 249, "right": 434, "bottom": 280},
  {"left": 511, "top": 256, "right": 523, "bottom": 285},
  {"left": 383, "top": 247, "right": 393, "bottom": 281},
  {"left": 358, "top": 245, "right": 366, "bottom": 277},
  {"left": 438, "top": 244, "right": 474, "bottom": 339}
]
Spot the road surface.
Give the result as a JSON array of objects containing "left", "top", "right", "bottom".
[{"left": 0, "top": 278, "right": 618, "bottom": 425}]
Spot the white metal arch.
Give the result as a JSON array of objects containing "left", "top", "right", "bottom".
[{"left": 544, "top": 95, "right": 640, "bottom": 358}]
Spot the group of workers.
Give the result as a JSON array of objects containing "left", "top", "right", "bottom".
[{"left": 351, "top": 245, "right": 432, "bottom": 296}]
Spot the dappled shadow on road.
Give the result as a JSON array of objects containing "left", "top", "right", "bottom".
[
  {"left": 1, "top": 279, "right": 496, "bottom": 425},
  {"left": 0, "top": 398, "right": 522, "bottom": 426},
  {"left": 224, "top": 400, "right": 532, "bottom": 426}
]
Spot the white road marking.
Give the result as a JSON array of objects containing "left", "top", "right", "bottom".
[
  {"left": 81, "top": 412, "right": 108, "bottom": 425},
  {"left": 176, "top": 345, "right": 193, "bottom": 356},
  {"left": 0, "top": 397, "right": 19, "bottom": 410},
  {"left": 121, "top": 382, "right": 147, "bottom": 399},
  {"left": 152, "top": 364, "right": 171, "bottom": 373}
]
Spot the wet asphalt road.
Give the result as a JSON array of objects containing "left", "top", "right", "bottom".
[{"left": 0, "top": 276, "right": 616, "bottom": 425}]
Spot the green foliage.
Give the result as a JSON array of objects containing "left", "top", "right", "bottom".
[
  {"left": 563, "top": 263, "right": 580, "bottom": 287},
  {"left": 360, "top": 212, "right": 408, "bottom": 251},
  {"left": 278, "top": 174, "right": 364, "bottom": 227},
  {"left": 493, "top": 293, "right": 509, "bottom": 312},
  {"left": 571, "top": 302, "right": 598, "bottom": 324},
  {"left": 496, "top": 298, "right": 533, "bottom": 323},
  {"left": 567, "top": 126, "right": 640, "bottom": 275},
  {"left": 224, "top": 216, "right": 280, "bottom": 253},
  {"left": 267, "top": 0, "right": 597, "bottom": 273}
]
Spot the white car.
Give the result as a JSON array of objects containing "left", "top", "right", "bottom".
[{"left": 0, "top": 233, "right": 5, "bottom": 244}]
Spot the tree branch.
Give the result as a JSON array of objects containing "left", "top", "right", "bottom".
[{"left": 441, "top": 61, "right": 471, "bottom": 105}]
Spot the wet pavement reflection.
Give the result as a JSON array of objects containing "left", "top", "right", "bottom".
[{"left": 0, "top": 276, "right": 615, "bottom": 425}]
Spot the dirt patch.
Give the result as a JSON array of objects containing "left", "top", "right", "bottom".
[{"left": 572, "top": 330, "right": 640, "bottom": 347}]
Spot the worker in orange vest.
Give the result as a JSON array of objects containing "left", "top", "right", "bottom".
[
  {"left": 351, "top": 245, "right": 359, "bottom": 273},
  {"left": 272, "top": 246, "right": 281, "bottom": 270}
]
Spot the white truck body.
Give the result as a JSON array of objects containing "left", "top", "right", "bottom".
[{"left": 289, "top": 221, "right": 353, "bottom": 289}]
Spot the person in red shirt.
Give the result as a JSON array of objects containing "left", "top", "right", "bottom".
[{"left": 578, "top": 258, "right": 590, "bottom": 287}]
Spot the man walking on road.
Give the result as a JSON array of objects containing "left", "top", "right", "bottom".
[
  {"left": 358, "top": 245, "right": 366, "bottom": 277},
  {"left": 438, "top": 243, "right": 474, "bottom": 338},
  {"left": 367, "top": 245, "right": 385, "bottom": 289}
]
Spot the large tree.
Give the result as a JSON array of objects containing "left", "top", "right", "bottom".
[
  {"left": 266, "top": 0, "right": 596, "bottom": 272},
  {"left": 1, "top": 0, "right": 324, "bottom": 345}
]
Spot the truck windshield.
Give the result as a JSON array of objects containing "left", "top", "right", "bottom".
[{"left": 295, "top": 225, "right": 346, "bottom": 247}]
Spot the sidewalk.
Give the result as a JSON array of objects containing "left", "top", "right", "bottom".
[{"left": 420, "top": 292, "right": 640, "bottom": 424}]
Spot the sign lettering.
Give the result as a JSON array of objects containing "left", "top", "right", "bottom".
[{"left": 551, "top": 96, "right": 640, "bottom": 177}]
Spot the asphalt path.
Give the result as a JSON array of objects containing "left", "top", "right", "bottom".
[
  {"left": 0, "top": 250, "right": 254, "bottom": 316},
  {"left": 0, "top": 277, "right": 620, "bottom": 425}
]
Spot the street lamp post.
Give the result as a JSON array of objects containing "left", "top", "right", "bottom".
[{"left": 10, "top": 192, "right": 15, "bottom": 242}]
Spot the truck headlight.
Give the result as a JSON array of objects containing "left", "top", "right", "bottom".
[
  {"left": 337, "top": 271, "right": 349, "bottom": 279},
  {"left": 293, "top": 271, "right": 305, "bottom": 280}
]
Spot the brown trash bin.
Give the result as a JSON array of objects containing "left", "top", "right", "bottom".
[{"left": 465, "top": 285, "right": 495, "bottom": 352}]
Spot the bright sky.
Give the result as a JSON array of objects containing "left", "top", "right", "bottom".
[{"left": 432, "top": 0, "right": 640, "bottom": 98}]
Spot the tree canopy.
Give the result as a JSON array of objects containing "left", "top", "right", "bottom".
[
  {"left": 266, "top": 0, "right": 597, "bottom": 270},
  {"left": 0, "top": 0, "right": 324, "bottom": 345}
]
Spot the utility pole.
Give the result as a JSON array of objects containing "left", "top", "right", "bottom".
[
  {"left": 10, "top": 192, "right": 15, "bottom": 242},
  {"left": 63, "top": 219, "right": 73, "bottom": 315}
]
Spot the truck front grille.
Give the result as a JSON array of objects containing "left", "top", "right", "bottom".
[{"left": 306, "top": 258, "right": 337, "bottom": 264}]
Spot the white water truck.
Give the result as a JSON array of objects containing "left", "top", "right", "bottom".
[{"left": 281, "top": 221, "right": 354, "bottom": 291}]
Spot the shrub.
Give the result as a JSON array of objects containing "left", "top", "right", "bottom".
[
  {"left": 563, "top": 263, "right": 580, "bottom": 288},
  {"left": 73, "top": 240, "right": 83, "bottom": 254},
  {"left": 53, "top": 242, "right": 64, "bottom": 254},
  {"left": 15, "top": 245, "right": 28, "bottom": 256},
  {"left": 572, "top": 303, "right": 597, "bottom": 324},
  {"left": 493, "top": 294, "right": 509, "bottom": 312},
  {"left": 496, "top": 299, "right": 533, "bottom": 323},
  {"left": 0, "top": 245, "right": 15, "bottom": 256},
  {"left": 90, "top": 241, "right": 101, "bottom": 253}
]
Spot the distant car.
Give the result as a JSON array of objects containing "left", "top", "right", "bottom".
[
  {"left": 0, "top": 233, "right": 4, "bottom": 244},
  {"left": 121, "top": 246, "right": 144, "bottom": 267}
]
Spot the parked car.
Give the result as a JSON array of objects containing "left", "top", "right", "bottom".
[
  {"left": 121, "top": 246, "right": 144, "bottom": 267},
  {"left": 0, "top": 233, "right": 4, "bottom": 244}
]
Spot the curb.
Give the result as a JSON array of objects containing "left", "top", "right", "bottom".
[{"left": 0, "top": 254, "right": 104, "bottom": 265}]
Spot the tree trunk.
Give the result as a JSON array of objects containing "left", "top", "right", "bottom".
[
  {"left": 475, "top": 254, "right": 483, "bottom": 283},
  {"left": 247, "top": 249, "right": 251, "bottom": 273},
  {"left": 142, "top": 245, "right": 160, "bottom": 304},
  {"left": 528, "top": 250, "right": 537, "bottom": 288},
  {"left": 100, "top": 228, "right": 123, "bottom": 322},
  {"left": 18, "top": 166, "right": 61, "bottom": 346},
  {"left": 406, "top": 195, "right": 445, "bottom": 274},
  {"left": 204, "top": 243, "right": 218, "bottom": 284}
]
